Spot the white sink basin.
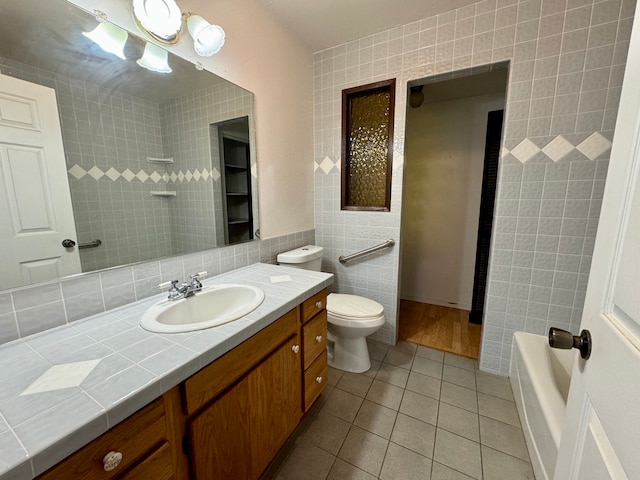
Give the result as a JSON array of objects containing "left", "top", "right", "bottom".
[{"left": 140, "top": 284, "right": 265, "bottom": 333}]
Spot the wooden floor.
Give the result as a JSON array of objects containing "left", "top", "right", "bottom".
[{"left": 398, "top": 300, "right": 482, "bottom": 359}]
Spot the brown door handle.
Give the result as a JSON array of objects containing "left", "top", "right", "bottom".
[
  {"left": 548, "top": 327, "right": 591, "bottom": 359},
  {"left": 61, "top": 238, "right": 76, "bottom": 248}
]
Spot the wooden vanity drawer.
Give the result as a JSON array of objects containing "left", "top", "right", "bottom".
[
  {"left": 301, "top": 289, "right": 328, "bottom": 324},
  {"left": 303, "top": 350, "right": 328, "bottom": 411},
  {"left": 38, "top": 397, "right": 167, "bottom": 480},
  {"left": 302, "top": 310, "right": 327, "bottom": 370}
]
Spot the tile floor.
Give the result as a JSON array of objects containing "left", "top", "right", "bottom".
[{"left": 271, "top": 340, "right": 534, "bottom": 480}]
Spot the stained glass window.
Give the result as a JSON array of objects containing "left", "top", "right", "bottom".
[{"left": 341, "top": 79, "right": 395, "bottom": 211}]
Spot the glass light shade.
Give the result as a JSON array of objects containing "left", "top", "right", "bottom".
[
  {"left": 83, "top": 22, "right": 128, "bottom": 59},
  {"left": 186, "top": 14, "right": 225, "bottom": 57},
  {"left": 133, "top": 0, "right": 182, "bottom": 43},
  {"left": 136, "top": 42, "right": 172, "bottom": 73}
]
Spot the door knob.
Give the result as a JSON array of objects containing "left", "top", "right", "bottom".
[
  {"left": 548, "top": 327, "right": 592, "bottom": 359},
  {"left": 61, "top": 239, "right": 76, "bottom": 248}
]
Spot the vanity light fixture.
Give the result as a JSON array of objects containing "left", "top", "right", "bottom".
[
  {"left": 132, "top": 0, "right": 225, "bottom": 57},
  {"left": 133, "top": 0, "right": 182, "bottom": 44},
  {"left": 83, "top": 21, "right": 128, "bottom": 59},
  {"left": 186, "top": 14, "right": 225, "bottom": 57},
  {"left": 137, "top": 41, "right": 173, "bottom": 73}
]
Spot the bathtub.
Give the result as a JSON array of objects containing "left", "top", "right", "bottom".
[{"left": 509, "top": 332, "right": 577, "bottom": 480}]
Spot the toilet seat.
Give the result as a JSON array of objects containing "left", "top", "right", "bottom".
[
  {"left": 327, "top": 293, "right": 383, "bottom": 319},
  {"left": 326, "top": 293, "right": 385, "bottom": 329}
]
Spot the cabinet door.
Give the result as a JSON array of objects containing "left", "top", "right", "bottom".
[
  {"left": 188, "top": 377, "right": 252, "bottom": 479},
  {"left": 249, "top": 336, "right": 302, "bottom": 475},
  {"left": 188, "top": 336, "right": 301, "bottom": 480}
]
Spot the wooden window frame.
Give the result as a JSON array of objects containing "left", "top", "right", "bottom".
[{"left": 341, "top": 78, "right": 396, "bottom": 211}]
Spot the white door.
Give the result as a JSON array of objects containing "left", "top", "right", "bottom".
[
  {"left": 553, "top": 10, "right": 640, "bottom": 480},
  {"left": 0, "top": 74, "right": 80, "bottom": 289}
]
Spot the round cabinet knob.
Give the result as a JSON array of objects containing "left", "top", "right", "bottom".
[
  {"left": 315, "top": 335, "right": 323, "bottom": 343},
  {"left": 315, "top": 301, "right": 323, "bottom": 309},
  {"left": 103, "top": 451, "right": 123, "bottom": 472},
  {"left": 292, "top": 344, "right": 300, "bottom": 354},
  {"left": 315, "top": 376, "right": 323, "bottom": 384}
]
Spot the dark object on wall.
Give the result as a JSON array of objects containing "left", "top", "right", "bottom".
[
  {"left": 341, "top": 79, "right": 396, "bottom": 211},
  {"left": 470, "top": 109, "right": 504, "bottom": 325},
  {"left": 409, "top": 85, "right": 424, "bottom": 108}
]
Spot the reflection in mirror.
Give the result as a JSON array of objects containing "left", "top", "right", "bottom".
[
  {"left": 213, "top": 117, "right": 257, "bottom": 244},
  {"left": 0, "top": 0, "right": 258, "bottom": 290}
]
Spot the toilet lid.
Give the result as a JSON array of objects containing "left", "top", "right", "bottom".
[{"left": 327, "top": 293, "right": 384, "bottom": 318}]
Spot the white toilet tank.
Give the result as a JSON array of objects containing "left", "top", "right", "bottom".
[{"left": 277, "top": 245, "right": 323, "bottom": 271}]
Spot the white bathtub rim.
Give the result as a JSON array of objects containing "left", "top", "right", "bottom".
[
  {"left": 510, "top": 332, "right": 577, "bottom": 480},
  {"left": 513, "top": 331, "right": 575, "bottom": 447},
  {"left": 511, "top": 347, "right": 551, "bottom": 480}
]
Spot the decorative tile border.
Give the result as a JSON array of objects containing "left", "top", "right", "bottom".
[
  {"left": 504, "top": 132, "right": 612, "bottom": 164},
  {"left": 314, "top": 156, "right": 340, "bottom": 174},
  {"left": 67, "top": 165, "right": 221, "bottom": 183},
  {"left": 313, "top": 132, "right": 612, "bottom": 175}
]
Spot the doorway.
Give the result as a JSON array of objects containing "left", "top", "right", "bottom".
[{"left": 398, "top": 68, "right": 508, "bottom": 359}]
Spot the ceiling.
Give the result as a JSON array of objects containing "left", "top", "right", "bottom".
[{"left": 261, "top": 0, "right": 481, "bottom": 52}]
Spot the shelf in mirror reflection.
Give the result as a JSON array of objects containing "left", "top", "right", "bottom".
[{"left": 150, "top": 191, "right": 177, "bottom": 197}]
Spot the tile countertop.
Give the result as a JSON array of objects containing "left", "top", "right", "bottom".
[{"left": 0, "top": 263, "right": 333, "bottom": 479}]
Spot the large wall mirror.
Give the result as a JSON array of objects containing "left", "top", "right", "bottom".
[{"left": 0, "top": 0, "right": 259, "bottom": 290}]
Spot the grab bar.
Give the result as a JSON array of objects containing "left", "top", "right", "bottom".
[
  {"left": 79, "top": 239, "right": 102, "bottom": 249},
  {"left": 339, "top": 239, "right": 395, "bottom": 264}
]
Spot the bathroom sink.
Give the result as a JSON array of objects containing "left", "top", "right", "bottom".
[{"left": 140, "top": 284, "right": 265, "bottom": 333}]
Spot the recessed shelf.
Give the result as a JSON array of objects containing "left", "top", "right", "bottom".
[
  {"left": 150, "top": 191, "right": 177, "bottom": 197},
  {"left": 219, "top": 127, "right": 253, "bottom": 244},
  {"left": 147, "top": 157, "right": 174, "bottom": 164}
]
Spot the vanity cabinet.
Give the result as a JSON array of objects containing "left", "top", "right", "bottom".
[
  {"left": 188, "top": 335, "right": 301, "bottom": 478},
  {"left": 183, "top": 310, "right": 301, "bottom": 479},
  {"left": 35, "top": 291, "right": 329, "bottom": 480},
  {"left": 183, "top": 290, "right": 328, "bottom": 478}
]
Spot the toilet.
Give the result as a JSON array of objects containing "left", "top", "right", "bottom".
[{"left": 277, "top": 245, "right": 385, "bottom": 373}]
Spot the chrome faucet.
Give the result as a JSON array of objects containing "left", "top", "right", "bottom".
[{"left": 159, "top": 271, "right": 207, "bottom": 301}]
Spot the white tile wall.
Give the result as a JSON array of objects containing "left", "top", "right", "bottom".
[{"left": 313, "top": 0, "right": 636, "bottom": 373}]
